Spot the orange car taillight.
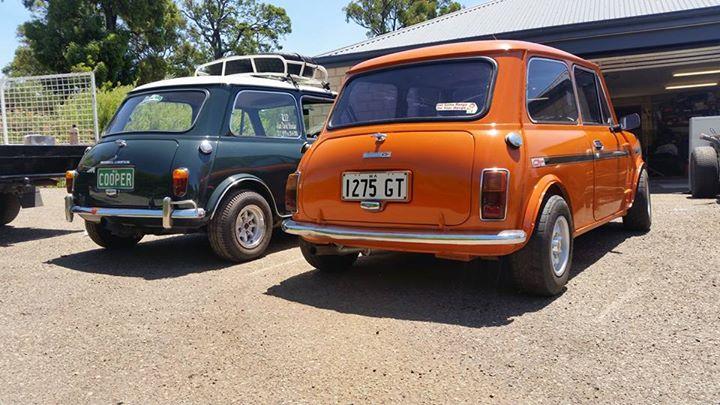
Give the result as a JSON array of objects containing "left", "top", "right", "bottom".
[
  {"left": 285, "top": 172, "right": 300, "bottom": 213},
  {"left": 65, "top": 170, "right": 77, "bottom": 193},
  {"left": 172, "top": 168, "right": 189, "bottom": 197},
  {"left": 481, "top": 169, "right": 509, "bottom": 220}
]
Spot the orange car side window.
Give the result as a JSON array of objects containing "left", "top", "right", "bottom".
[{"left": 526, "top": 58, "right": 578, "bottom": 124}]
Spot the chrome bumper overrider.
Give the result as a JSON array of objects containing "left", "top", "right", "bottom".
[
  {"left": 282, "top": 220, "right": 527, "bottom": 246},
  {"left": 65, "top": 195, "right": 206, "bottom": 229}
]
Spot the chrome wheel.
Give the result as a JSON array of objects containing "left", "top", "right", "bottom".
[
  {"left": 235, "top": 204, "right": 266, "bottom": 249},
  {"left": 550, "top": 216, "right": 570, "bottom": 277}
]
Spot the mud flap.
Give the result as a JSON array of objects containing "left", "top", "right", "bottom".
[{"left": 19, "top": 186, "right": 43, "bottom": 208}]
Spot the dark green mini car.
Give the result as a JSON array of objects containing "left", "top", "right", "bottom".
[{"left": 65, "top": 54, "right": 335, "bottom": 262}]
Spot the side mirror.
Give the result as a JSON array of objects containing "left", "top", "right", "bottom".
[
  {"left": 613, "top": 113, "right": 641, "bottom": 132},
  {"left": 301, "top": 142, "right": 311, "bottom": 154}
]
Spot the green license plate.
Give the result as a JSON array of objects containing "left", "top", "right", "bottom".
[{"left": 97, "top": 167, "right": 135, "bottom": 190}]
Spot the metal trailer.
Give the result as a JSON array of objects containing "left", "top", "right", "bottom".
[
  {"left": 0, "top": 72, "right": 97, "bottom": 226},
  {"left": 689, "top": 116, "right": 720, "bottom": 198}
]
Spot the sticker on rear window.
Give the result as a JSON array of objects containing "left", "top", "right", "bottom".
[
  {"left": 140, "top": 94, "right": 164, "bottom": 104},
  {"left": 436, "top": 102, "right": 478, "bottom": 114}
]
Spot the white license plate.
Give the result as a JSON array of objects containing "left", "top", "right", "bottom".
[{"left": 342, "top": 171, "right": 410, "bottom": 201}]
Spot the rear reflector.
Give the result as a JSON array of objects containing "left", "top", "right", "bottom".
[
  {"left": 481, "top": 169, "right": 508, "bottom": 220},
  {"left": 285, "top": 172, "right": 300, "bottom": 213},
  {"left": 172, "top": 168, "right": 189, "bottom": 197},
  {"left": 65, "top": 170, "right": 76, "bottom": 193}
]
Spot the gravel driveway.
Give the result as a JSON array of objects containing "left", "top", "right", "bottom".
[{"left": 0, "top": 186, "right": 718, "bottom": 403}]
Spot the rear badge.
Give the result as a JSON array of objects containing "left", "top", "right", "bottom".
[
  {"left": 363, "top": 151, "right": 392, "bottom": 159},
  {"left": 105, "top": 189, "right": 118, "bottom": 197},
  {"left": 531, "top": 157, "right": 547, "bottom": 168}
]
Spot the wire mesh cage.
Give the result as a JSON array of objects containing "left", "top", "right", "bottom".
[{"left": 0, "top": 72, "right": 99, "bottom": 145}]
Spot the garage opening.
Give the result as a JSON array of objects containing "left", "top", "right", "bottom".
[{"left": 595, "top": 45, "right": 720, "bottom": 177}]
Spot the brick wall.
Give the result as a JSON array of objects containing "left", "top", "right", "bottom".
[{"left": 325, "top": 66, "right": 352, "bottom": 92}]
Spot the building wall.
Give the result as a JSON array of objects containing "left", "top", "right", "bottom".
[{"left": 326, "top": 66, "right": 352, "bottom": 92}]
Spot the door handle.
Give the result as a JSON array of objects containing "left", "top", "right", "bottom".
[{"left": 593, "top": 140, "right": 604, "bottom": 150}]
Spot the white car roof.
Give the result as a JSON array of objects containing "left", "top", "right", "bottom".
[{"left": 133, "top": 75, "right": 336, "bottom": 96}]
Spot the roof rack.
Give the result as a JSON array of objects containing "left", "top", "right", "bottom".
[{"left": 194, "top": 54, "right": 329, "bottom": 89}]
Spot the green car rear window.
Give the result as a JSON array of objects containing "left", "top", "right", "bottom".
[{"left": 106, "top": 90, "right": 207, "bottom": 134}]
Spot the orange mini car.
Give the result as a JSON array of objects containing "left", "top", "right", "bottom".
[{"left": 283, "top": 40, "right": 651, "bottom": 296}]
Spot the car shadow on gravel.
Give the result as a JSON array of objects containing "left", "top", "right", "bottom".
[
  {"left": 0, "top": 226, "right": 81, "bottom": 247},
  {"left": 46, "top": 231, "right": 298, "bottom": 280},
  {"left": 266, "top": 222, "right": 637, "bottom": 328},
  {"left": 649, "top": 179, "right": 688, "bottom": 195},
  {"left": 570, "top": 222, "right": 645, "bottom": 278}
]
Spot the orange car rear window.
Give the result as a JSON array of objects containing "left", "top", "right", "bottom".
[{"left": 329, "top": 59, "right": 495, "bottom": 129}]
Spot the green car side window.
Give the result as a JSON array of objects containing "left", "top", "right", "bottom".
[
  {"left": 302, "top": 97, "right": 334, "bottom": 138},
  {"left": 230, "top": 110, "right": 256, "bottom": 136},
  {"left": 230, "top": 90, "right": 300, "bottom": 138}
]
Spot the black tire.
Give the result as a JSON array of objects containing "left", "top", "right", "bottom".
[
  {"left": 0, "top": 193, "right": 21, "bottom": 226},
  {"left": 690, "top": 146, "right": 719, "bottom": 198},
  {"left": 623, "top": 168, "right": 652, "bottom": 231},
  {"left": 208, "top": 190, "right": 273, "bottom": 262},
  {"left": 507, "top": 195, "right": 573, "bottom": 296},
  {"left": 299, "top": 239, "right": 358, "bottom": 272},
  {"left": 85, "top": 221, "right": 143, "bottom": 249}
]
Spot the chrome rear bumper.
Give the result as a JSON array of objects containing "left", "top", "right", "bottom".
[
  {"left": 282, "top": 220, "right": 527, "bottom": 246},
  {"left": 65, "top": 195, "right": 206, "bottom": 229}
]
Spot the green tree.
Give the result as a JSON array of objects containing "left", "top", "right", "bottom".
[
  {"left": 2, "top": 44, "right": 50, "bottom": 77},
  {"left": 166, "top": 40, "right": 207, "bottom": 78},
  {"left": 180, "top": 0, "right": 291, "bottom": 60},
  {"left": 6, "top": 0, "right": 184, "bottom": 85},
  {"left": 344, "top": 0, "right": 462, "bottom": 37},
  {"left": 96, "top": 84, "right": 134, "bottom": 131}
]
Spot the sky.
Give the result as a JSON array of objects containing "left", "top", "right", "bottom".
[{"left": 0, "top": 0, "right": 480, "bottom": 70}]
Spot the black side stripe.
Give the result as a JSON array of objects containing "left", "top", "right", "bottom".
[
  {"left": 539, "top": 150, "right": 629, "bottom": 166},
  {"left": 543, "top": 154, "right": 594, "bottom": 165},
  {"left": 595, "top": 150, "right": 630, "bottom": 161}
]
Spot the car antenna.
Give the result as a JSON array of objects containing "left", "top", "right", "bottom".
[{"left": 284, "top": 73, "right": 300, "bottom": 88}]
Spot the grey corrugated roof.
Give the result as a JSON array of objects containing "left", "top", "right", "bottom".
[{"left": 318, "top": 0, "right": 720, "bottom": 58}]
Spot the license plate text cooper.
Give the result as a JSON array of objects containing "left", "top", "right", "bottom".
[{"left": 97, "top": 168, "right": 135, "bottom": 190}]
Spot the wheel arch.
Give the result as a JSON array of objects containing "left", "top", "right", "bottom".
[
  {"left": 207, "top": 174, "right": 286, "bottom": 221},
  {"left": 521, "top": 175, "right": 573, "bottom": 236},
  {"left": 628, "top": 161, "right": 648, "bottom": 208}
]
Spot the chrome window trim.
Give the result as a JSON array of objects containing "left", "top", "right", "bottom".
[
  {"left": 525, "top": 57, "right": 580, "bottom": 126},
  {"left": 480, "top": 168, "right": 510, "bottom": 221},
  {"left": 572, "top": 65, "right": 611, "bottom": 126},
  {"left": 595, "top": 72, "right": 617, "bottom": 126},
  {"left": 229, "top": 89, "right": 303, "bottom": 139}
]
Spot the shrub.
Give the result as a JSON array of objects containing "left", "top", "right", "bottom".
[{"left": 96, "top": 84, "right": 133, "bottom": 134}]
